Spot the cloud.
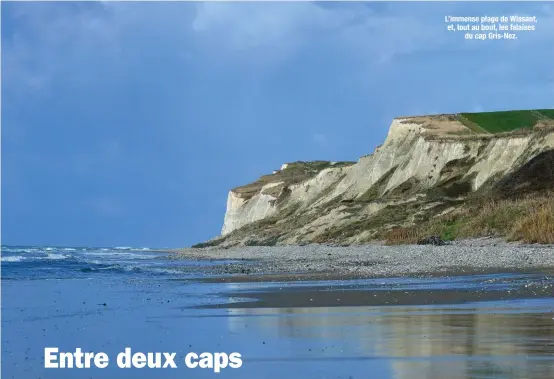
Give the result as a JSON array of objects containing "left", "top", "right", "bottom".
[
  {"left": 4, "top": 2, "right": 553, "bottom": 114},
  {"left": 12, "top": 1, "right": 549, "bottom": 102},
  {"left": 190, "top": 3, "right": 442, "bottom": 64},
  {"left": 2, "top": 2, "right": 123, "bottom": 100},
  {"left": 193, "top": 3, "right": 357, "bottom": 42}
]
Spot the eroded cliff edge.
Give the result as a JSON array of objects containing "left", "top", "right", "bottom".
[{"left": 196, "top": 111, "right": 554, "bottom": 247}]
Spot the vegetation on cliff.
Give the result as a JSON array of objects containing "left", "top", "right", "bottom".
[
  {"left": 194, "top": 109, "right": 554, "bottom": 248},
  {"left": 384, "top": 194, "right": 554, "bottom": 245},
  {"left": 458, "top": 109, "right": 554, "bottom": 133},
  {"left": 232, "top": 161, "right": 355, "bottom": 200}
]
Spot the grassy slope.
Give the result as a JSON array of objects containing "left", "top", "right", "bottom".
[
  {"left": 537, "top": 109, "right": 554, "bottom": 118},
  {"left": 459, "top": 109, "right": 554, "bottom": 134},
  {"left": 384, "top": 194, "right": 554, "bottom": 244}
]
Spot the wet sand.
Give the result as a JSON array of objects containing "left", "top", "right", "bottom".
[
  {"left": 175, "top": 243, "right": 554, "bottom": 311},
  {"left": 192, "top": 266, "right": 554, "bottom": 284},
  {"left": 4, "top": 243, "right": 554, "bottom": 379},
  {"left": 202, "top": 285, "right": 554, "bottom": 309},
  {"left": 4, "top": 264, "right": 554, "bottom": 379}
]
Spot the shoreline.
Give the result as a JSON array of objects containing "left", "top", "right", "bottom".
[
  {"left": 184, "top": 266, "right": 554, "bottom": 284},
  {"left": 198, "top": 283, "right": 554, "bottom": 309},
  {"left": 170, "top": 237, "right": 554, "bottom": 283}
]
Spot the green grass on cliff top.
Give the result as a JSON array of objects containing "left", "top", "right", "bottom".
[{"left": 457, "top": 109, "right": 554, "bottom": 134}]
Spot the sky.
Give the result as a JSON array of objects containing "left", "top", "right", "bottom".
[{"left": 2, "top": 1, "right": 554, "bottom": 248}]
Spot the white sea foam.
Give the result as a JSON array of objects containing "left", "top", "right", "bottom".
[
  {"left": 1, "top": 253, "right": 69, "bottom": 262},
  {"left": 44, "top": 253, "right": 69, "bottom": 260},
  {"left": 84, "top": 251, "right": 153, "bottom": 259},
  {"left": 145, "top": 267, "right": 183, "bottom": 275},
  {"left": 1, "top": 256, "right": 26, "bottom": 262}
]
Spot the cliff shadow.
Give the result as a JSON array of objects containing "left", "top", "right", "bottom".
[{"left": 494, "top": 149, "right": 554, "bottom": 198}]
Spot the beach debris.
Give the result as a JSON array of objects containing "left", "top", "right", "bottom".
[{"left": 417, "top": 236, "right": 445, "bottom": 246}]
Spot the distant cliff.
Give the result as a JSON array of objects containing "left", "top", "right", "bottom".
[{"left": 195, "top": 110, "right": 554, "bottom": 247}]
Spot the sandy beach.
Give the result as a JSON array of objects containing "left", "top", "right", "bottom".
[{"left": 3, "top": 243, "right": 554, "bottom": 379}]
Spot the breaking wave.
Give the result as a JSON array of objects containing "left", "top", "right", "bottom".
[
  {"left": 1, "top": 256, "right": 26, "bottom": 263},
  {"left": 1, "top": 253, "right": 69, "bottom": 262},
  {"left": 1, "top": 245, "right": 177, "bottom": 280}
]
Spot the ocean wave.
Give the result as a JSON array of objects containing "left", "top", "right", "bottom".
[
  {"left": 1, "top": 247, "right": 39, "bottom": 253},
  {"left": 1, "top": 256, "right": 26, "bottom": 262},
  {"left": 80, "top": 264, "right": 123, "bottom": 272},
  {"left": 79, "top": 264, "right": 155, "bottom": 274},
  {"left": 143, "top": 267, "right": 185, "bottom": 275},
  {"left": 78, "top": 263, "right": 183, "bottom": 276},
  {"left": 81, "top": 251, "right": 154, "bottom": 260},
  {"left": 43, "top": 253, "right": 69, "bottom": 260},
  {"left": 1, "top": 253, "right": 69, "bottom": 262},
  {"left": 115, "top": 246, "right": 132, "bottom": 250},
  {"left": 1, "top": 247, "right": 18, "bottom": 253}
]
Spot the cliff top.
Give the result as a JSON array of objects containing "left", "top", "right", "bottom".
[
  {"left": 397, "top": 109, "right": 554, "bottom": 136},
  {"left": 232, "top": 160, "right": 355, "bottom": 200},
  {"left": 231, "top": 109, "right": 554, "bottom": 201}
]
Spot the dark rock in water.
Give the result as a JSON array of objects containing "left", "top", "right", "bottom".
[{"left": 418, "top": 236, "right": 445, "bottom": 246}]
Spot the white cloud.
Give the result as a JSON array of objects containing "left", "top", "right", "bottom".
[
  {"left": 4, "top": 2, "right": 553, "bottom": 102},
  {"left": 2, "top": 3, "right": 123, "bottom": 101},
  {"left": 192, "top": 2, "right": 347, "bottom": 50},
  {"left": 190, "top": 2, "right": 439, "bottom": 64},
  {"left": 6, "top": 2, "right": 432, "bottom": 103}
]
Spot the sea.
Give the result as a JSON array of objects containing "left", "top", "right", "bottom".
[{"left": 2, "top": 245, "right": 554, "bottom": 379}]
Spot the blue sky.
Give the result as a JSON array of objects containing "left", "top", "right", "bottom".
[{"left": 2, "top": 1, "right": 553, "bottom": 248}]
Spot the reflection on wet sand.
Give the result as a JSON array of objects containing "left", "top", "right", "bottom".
[{"left": 228, "top": 301, "right": 554, "bottom": 379}]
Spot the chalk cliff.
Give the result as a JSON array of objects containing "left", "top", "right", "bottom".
[{"left": 196, "top": 112, "right": 554, "bottom": 247}]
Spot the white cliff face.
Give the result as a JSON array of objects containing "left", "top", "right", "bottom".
[
  {"left": 286, "top": 166, "right": 353, "bottom": 209},
  {"left": 221, "top": 192, "right": 246, "bottom": 235},
  {"left": 220, "top": 167, "right": 351, "bottom": 235},
  {"left": 329, "top": 119, "right": 424, "bottom": 200},
  {"left": 221, "top": 182, "right": 282, "bottom": 235},
  {"left": 220, "top": 117, "right": 554, "bottom": 236},
  {"left": 468, "top": 137, "right": 531, "bottom": 189}
]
